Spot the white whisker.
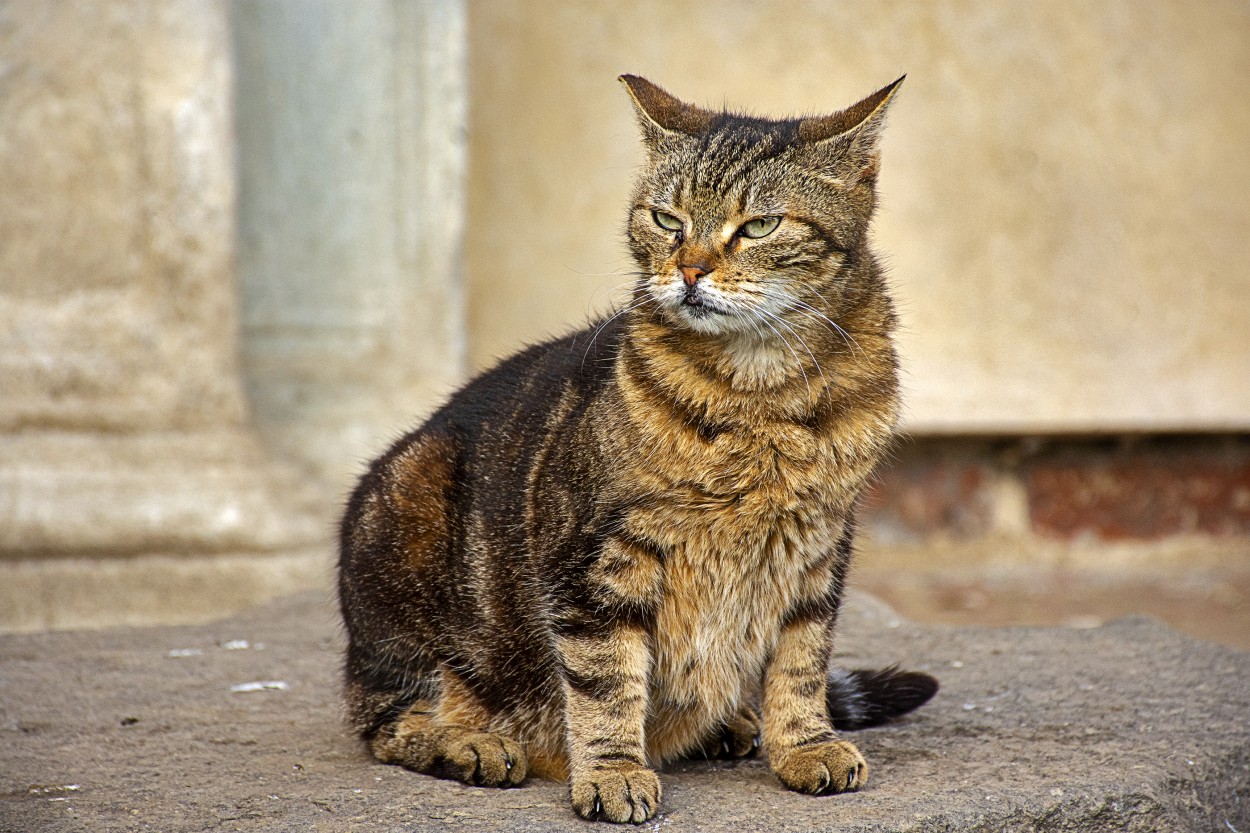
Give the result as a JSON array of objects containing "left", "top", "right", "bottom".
[
  {"left": 756, "top": 306, "right": 828, "bottom": 391},
  {"left": 751, "top": 285, "right": 864, "bottom": 357},
  {"left": 749, "top": 308, "right": 812, "bottom": 402},
  {"left": 580, "top": 292, "right": 657, "bottom": 368}
]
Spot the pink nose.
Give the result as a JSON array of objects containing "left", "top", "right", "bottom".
[{"left": 680, "top": 265, "right": 708, "bottom": 287}]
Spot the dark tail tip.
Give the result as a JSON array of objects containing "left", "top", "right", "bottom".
[{"left": 827, "top": 665, "right": 940, "bottom": 730}]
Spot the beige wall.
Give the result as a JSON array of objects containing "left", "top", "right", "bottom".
[
  {"left": 466, "top": 1, "right": 1250, "bottom": 433},
  {"left": 1, "top": 1, "right": 244, "bottom": 433}
]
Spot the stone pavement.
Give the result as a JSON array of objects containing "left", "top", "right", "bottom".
[{"left": 1, "top": 591, "right": 1247, "bottom": 833}]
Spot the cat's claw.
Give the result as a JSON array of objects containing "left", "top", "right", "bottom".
[
  {"left": 572, "top": 761, "right": 661, "bottom": 824},
  {"left": 439, "top": 731, "right": 528, "bottom": 788},
  {"left": 772, "top": 739, "right": 868, "bottom": 796},
  {"left": 700, "top": 705, "right": 762, "bottom": 760}
]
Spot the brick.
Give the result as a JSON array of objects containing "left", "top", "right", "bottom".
[
  {"left": 1024, "top": 442, "right": 1250, "bottom": 540},
  {"left": 863, "top": 450, "right": 995, "bottom": 541}
]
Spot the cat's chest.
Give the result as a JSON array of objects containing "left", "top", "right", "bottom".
[
  {"left": 656, "top": 495, "right": 838, "bottom": 606},
  {"left": 609, "top": 399, "right": 887, "bottom": 740},
  {"left": 633, "top": 508, "right": 842, "bottom": 764},
  {"left": 631, "top": 471, "right": 845, "bottom": 720},
  {"left": 637, "top": 419, "right": 852, "bottom": 515}
]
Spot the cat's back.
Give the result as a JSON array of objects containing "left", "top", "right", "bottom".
[
  {"left": 337, "top": 313, "right": 628, "bottom": 702},
  {"left": 340, "top": 313, "right": 626, "bottom": 556},
  {"left": 425, "top": 314, "right": 625, "bottom": 443}
]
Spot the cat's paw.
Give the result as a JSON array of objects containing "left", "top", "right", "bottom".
[
  {"left": 438, "top": 731, "right": 528, "bottom": 787},
  {"left": 700, "top": 705, "right": 762, "bottom": 759},
  {"left": 771, "top": 739, "right": 867, "bottom": 795},
  {"left": 571, "top": 760, "right": 661, "bottom": 824}
]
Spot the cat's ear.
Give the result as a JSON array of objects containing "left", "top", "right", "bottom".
[
  {"left": 619, "top": 75, "right": 715, "bottom": 146},
  {"left": 798, "top": 75, "right": 905, "bottom": 184}
]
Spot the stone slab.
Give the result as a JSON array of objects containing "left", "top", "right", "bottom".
[{"left": 2, "top": 592, "right": 1247, "bottom": 832}]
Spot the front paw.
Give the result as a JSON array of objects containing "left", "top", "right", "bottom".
[
  {"left": 772, "top": 739, "right": 867, "bottom": 795},
  {"left": 571, "top": 760, "right": 661, "bottom": 824}
]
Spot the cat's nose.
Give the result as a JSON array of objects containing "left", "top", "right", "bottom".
[{"left": 679, "top": 264, "right": 710, "bottom": 286}]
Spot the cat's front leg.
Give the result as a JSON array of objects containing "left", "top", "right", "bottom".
[
  {"left": 763, "top": 614, "right": 868, "bottom": 795},
  {"left": 557, "top": 622, "right": 659, "bottom": 823},
  {"left": 554, "top": 530, "right": 665, "bottom": 823}
]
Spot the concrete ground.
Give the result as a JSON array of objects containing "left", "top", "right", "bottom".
[
  {"left": 858, "top": 566, "right": 1250, "bottom": 652},
  {"left": 2, "top": 591, "right": 1248, "bottom": 833}
]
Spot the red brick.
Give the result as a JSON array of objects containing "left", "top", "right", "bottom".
[
  {"left": 863, "top": 456, "right": 994, "bottom": 541},
  {"left": 1025, "top": 447, "right": 1250, "bottom": 541}
]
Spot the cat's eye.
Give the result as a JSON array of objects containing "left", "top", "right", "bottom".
[
  {"left": 740, "top": 216, "right": 782, "bottom": 239},
  {"left": 652, "top": 210, "right": 684, "bottom": 232}
]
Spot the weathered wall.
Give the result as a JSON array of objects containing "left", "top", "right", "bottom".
[
  {"left": 465, "top": 1, "right": 1250, "bottom": 433},
  {"left": 0, "top": 1, "right": 318, "bottom": 562},
  {"left": 0, "top": 2, "right": 314, "bottom": 629},
  {"left": 0, "top": 0, "right": 471, "bottom": 631},
  {"left": 233, "top": 0, "right": 468, "bottom": 491},
  {"left": 1, "top": 1, "right": 243, "bottom": 434}
]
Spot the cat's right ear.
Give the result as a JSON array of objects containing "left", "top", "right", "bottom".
[
  {"left": 619, "top": 75, "right": 715, "bottom": 148},
  {"left": 797, "top": 75, "right": 905, "bottom": 187}
]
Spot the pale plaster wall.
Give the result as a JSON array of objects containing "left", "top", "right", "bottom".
[
  {"left": 0, "top": 1, "right": 321, "bottom": 629},
  {"left": 0, "top": 1, "right": 321, "bottom": 562},
  {"left": 0, "top": 0, "right": 471, "bottom": 631},
  {"left": 233, "top": 0, "right": 468, "bottom": 492},
  {"left": 1, "top": 1, "right": 245, "bottom": 432},
  {"left": 465, "top": 1, "right": 1250, "bottom": 433}
]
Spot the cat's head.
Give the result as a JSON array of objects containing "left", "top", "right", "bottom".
[{"left": 620, "top": 75, "right": 901, "bottom": 338}]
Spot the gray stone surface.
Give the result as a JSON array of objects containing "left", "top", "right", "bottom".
[{"left": 2, "top": 592, "right": 1246, "bottom": 832}]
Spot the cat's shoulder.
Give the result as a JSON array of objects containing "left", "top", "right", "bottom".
[{"left": 425, "top": 310, "right": 630, "bottom": 434}]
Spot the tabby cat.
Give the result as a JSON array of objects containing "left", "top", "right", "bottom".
[{"left": 338, "top": 74, "right": 937, "bottom": 824}]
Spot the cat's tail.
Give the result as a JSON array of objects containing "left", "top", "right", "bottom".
[{"left": 826, "top": 666, "right": 939, "bottom": 730}]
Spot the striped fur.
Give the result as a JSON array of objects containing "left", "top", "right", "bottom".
[{"left": 338, "top": 75, "right": 936, "bottom": 824}]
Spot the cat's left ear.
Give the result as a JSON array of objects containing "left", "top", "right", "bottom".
[
  {"left": 798, "top": 75, "right": 905, "bottom": 185},
  {"left": 619, "top": 74, "right": 715, "bottom": 149}
]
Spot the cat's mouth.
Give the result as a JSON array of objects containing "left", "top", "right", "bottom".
[
  {"left": 680, "top": 286, "right": 723, "bottom": 317},
  {"left": 681, "top": 296, "right": 716, "bottom": 316}
]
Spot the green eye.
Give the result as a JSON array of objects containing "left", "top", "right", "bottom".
[
  {"left": 740, "top": 216, "right": 782, "bottom": 239},
  {"left": 652, "top": 210, "right": 684, "bottom": 232}
]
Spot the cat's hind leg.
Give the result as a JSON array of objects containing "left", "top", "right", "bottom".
[
  {"left": 369, "top": 669, "right": 528, "bottom": 788},
  {"left": 696, "top": 703, "right": 762, "bottom": 760}
]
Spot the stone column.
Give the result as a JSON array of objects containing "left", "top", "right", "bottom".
[
  {"left": 232, "top": 0, "right": 468, "bottom": 492},
  {"left": 0, "top": 1, "right": 322, "bottom": 629}
]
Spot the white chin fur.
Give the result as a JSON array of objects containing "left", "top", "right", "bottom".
[
  {"left": 676, "top": 306, "right": 737, "bottom": 335},
  {"left": 655, "top": 292, "right": 745, "bottom": 336}
]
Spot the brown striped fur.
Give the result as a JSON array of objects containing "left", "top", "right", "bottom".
[{"left": 338, "top": 74, "right": 937, "bottom": 824}]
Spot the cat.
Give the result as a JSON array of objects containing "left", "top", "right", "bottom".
[{"left": 338, "top": 74, "right": 937, "bottom": 824}]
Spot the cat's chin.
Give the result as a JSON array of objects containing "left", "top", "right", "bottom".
[
  {"left": 661, "top": 302, "right": 745, "bottom": 337},
  {"left": 676, "top": 311, "right": 734, "bottom": 336}
]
